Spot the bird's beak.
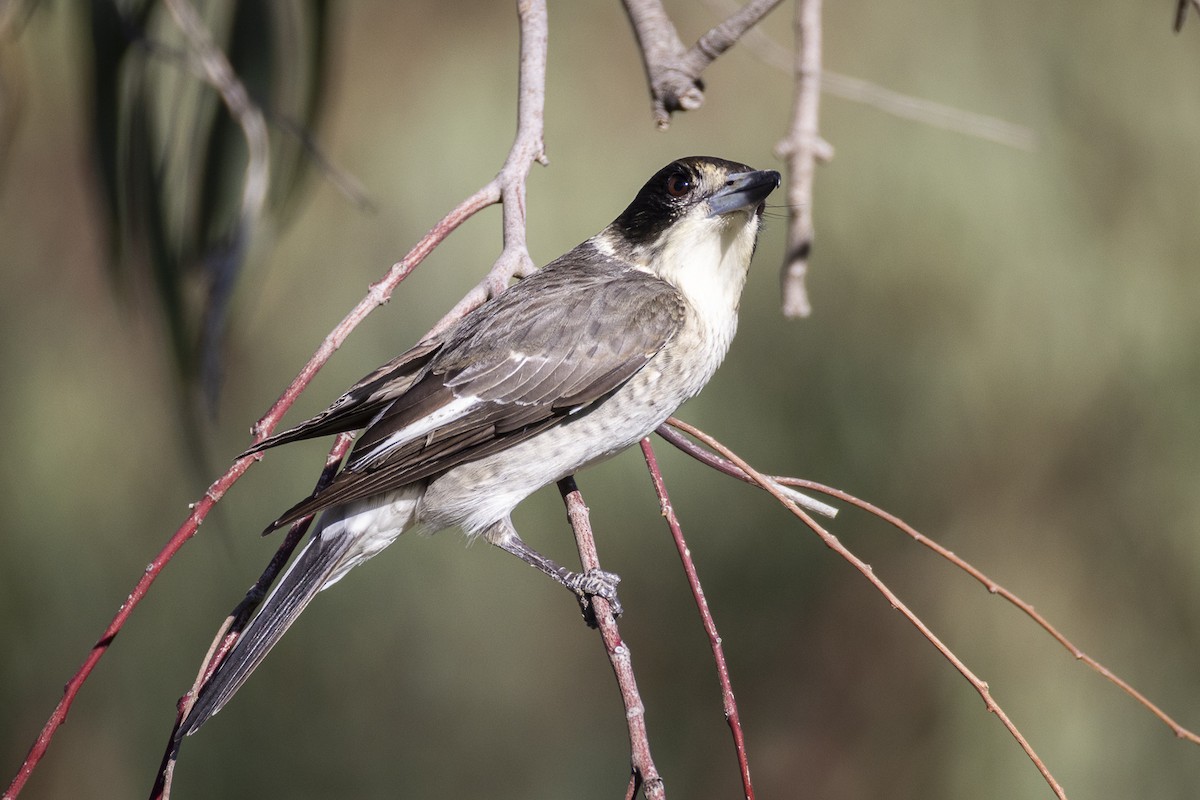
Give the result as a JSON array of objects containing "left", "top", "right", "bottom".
[{"left": 707, "top": 170, "right": 782, "bottom": 217}]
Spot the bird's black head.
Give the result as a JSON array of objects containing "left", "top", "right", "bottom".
[{"left": 610, "top": 156, "right": 781, "bottom": 247}]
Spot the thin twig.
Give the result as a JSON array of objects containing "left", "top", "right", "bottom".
[
  {"left": 162, "top": 0, "right": 269, "bottom": 237},
  {"left": 662, "top": 418, "right": 1068, "bottom": 799},
  {"left": 149, "top": 434, "right": 354, "bottom": 800},
  {"left": 818, "top": 71, "right": 1037, "bottom": 151},
  {"left": 270, "top": 114, "right": 376, "bottom": 212},
  {"left": 3, "top": 2, "right": 551, "bottom": 795},
  {"left": 639, "top": 440, "right": 754, "bottom": 800},
  {"left": 654, "top": 421, "right": 838, "bottom": 518},
  {"left": 424, "top": 0, "right": 548, "bottom": 337},
  {"left": 774, "top": 0, "right": 829, "bottom": 319},
  {"left": 771, "top": 477, "right": 1200, "bottom": 748},
  {"left": 704, "top": 0, "right": 1038, "bottom": 151},
  {"left": 659, "top": 418, "right": 1200, "bottom": 748},
  {"left": 558, "top": 478, "right": 665, "bottom": 800},
  {"left": 0, "top": 450, "right": 270, "bottom": 800},
  {"left": 680, "top": 0, "right": 785, "bottom": 76}
]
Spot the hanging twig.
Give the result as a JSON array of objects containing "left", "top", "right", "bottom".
[
  {"left": 704, "top": 0, "right": 1038, "bottom": 151},
  {"left": 661, "top": 417, "right": 1068, "bottom": 799},
  {"left": 162, "top": 0, "right": 269, "bottom": 242},
  {"left": 657, "top": 418, "right": 1200, "bottom": 748},
  {"left": 774, "top": 0, "right": 831, "bottom": 319},
  {"left": 639, "top": 440, "right": 755, "bottom": 800}
]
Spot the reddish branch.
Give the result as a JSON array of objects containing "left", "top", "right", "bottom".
[
  {"left": 2, "top": 1, "right": 550, "bottom": 797},
  {"left": 660, "top": 418, "right": 1068, "bottom": 799},
  {"left": 776, "top": 477, "right": 1200, "bottom": 748},
  {"left": 658, "top": 418, "right": 1200, "bottom": 749},
  {"left": 639, "top": 440, "right": 755, "bottom": 800},
  {"left": 558, "top": 478, "right": 665, "bottom": 800},
  {"left": 149, "top": 434, "right": 354, "bottom": 800}
]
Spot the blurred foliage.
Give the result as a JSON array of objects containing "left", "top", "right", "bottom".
[
  {"left": 2, "top": 2, "right": 1200, "bottom": 799},
  {"left": 87, "top": 0, "right": 329, "bottom": 413}
]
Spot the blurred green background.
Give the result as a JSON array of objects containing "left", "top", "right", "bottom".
[{"left": 3, "top": 2, "right": 1200, "bottom": 798}]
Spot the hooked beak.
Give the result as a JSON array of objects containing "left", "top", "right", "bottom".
[{"left": 707, "top": 169, "right": 781, "bottom": 217}]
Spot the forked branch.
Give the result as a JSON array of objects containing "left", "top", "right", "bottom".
[{"left": 620, "top": 0, "right": 784, "bottom": 128}]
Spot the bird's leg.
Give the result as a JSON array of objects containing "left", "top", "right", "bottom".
[{"left": 483, "top": 519, "right": 622, "bottom": 624}]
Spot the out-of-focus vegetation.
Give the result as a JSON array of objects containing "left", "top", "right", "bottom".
[{"left": 2, "top": 2, "right": 1199, "bottom": 799}]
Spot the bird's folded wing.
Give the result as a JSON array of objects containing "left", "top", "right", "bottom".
[
  {"left": 240, "top": 339, "right": 444, "bottom": 457},
  {"left": 266, "top": 257, "right": 685, "bottom": 531}
]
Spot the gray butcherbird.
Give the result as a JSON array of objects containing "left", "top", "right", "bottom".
[{"left": 181, "top": 156, "right": 780, "bottom": 735}]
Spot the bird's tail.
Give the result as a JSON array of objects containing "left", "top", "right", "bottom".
[{"left": 180, "top": 488, "right": 420, "bottom": 736}]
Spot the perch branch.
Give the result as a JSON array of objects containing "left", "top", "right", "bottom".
[
  {"left": 558, "top": 478, "right": 665, "bottom": 800},
  {"left": 639, "top": 440, "right": 755, "bottom": 800},
  {"left": 661, "top": 418, "right": 1067, "bottom": 799}
]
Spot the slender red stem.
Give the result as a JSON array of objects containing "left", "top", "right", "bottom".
[{"left": 639, "top": 439, "right": 754, "bottom": 799}]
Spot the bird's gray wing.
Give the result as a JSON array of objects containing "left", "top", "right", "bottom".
[
  {"left": 240, "top": 339, "right": 444, "bottom": 457},
  {"left": 267, "top": 252, "right": 685, "bottom": 531}
]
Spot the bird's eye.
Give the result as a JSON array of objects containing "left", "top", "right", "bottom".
[{"left": 665, "top": 171, "right": 693, "bottom": 198}]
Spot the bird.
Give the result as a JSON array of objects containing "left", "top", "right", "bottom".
[{"left": 180, "top": 155, "right": 781, "bottom": 736}]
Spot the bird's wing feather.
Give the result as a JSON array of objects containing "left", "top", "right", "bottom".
[
  {"left": 240, "top": 339, "right": 444, "bottom": 457},
  {"left": 266, "top": 251, "right": 684, "bottom": 531}
]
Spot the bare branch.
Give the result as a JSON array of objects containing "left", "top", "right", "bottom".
[
  {"left": 425, "top": 0, "right": 549, "bottom": 337},
  {"left": 680, "top": 0, "right": 785, "bottom": 75},
  {"left": 270, "top": 114, "right": 376, "bottom": 212},
  {"left": 774, "top": 0, "right": 829, "bottom": 319},
  {"left": 639, "top": 440, "right": 755, "bottom": 800},
  {"left": 706, "top": 0, "right": 1038, "bottom": 150},
  {"left": 621, "top": 0, "right": 783, "bottom": 128},
  {"left": 819, "top": 71, "right": 1037, "bottom": 151},
  {"left": 661, "top": 418, "right": 1200, "bottom": 748},
  {"left": 3, "top": 453, "right": 255, "bottom": 800},
  {"left": 150, "top": 434, "right": 354, "bottom": 800},
  {"left": 558, "top": 478, "right": 665, "bottom": 800},
  {"left": 654, "top": 421, "right": 837, "bottom": 518},
  {"left": 3, "top": 2, "right": 551, "bottom": 795},
  {"left": 663, "top": 418, "right": 1068, "bottom": 800},
  {"left": 774, "top": 476, "right": 1200, "bottom": 749}
]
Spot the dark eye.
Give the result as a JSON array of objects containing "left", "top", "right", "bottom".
[{"left": 665, "top": 171, "right": 693, "bottom": 198}]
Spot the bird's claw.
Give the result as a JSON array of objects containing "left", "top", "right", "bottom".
[{"left": 564, "top": 568, "right": 623, "bottom": 625}]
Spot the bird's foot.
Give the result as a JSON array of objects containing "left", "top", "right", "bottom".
[{"left": 562, "top": 568, "right": 623, "bottom": 626}]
